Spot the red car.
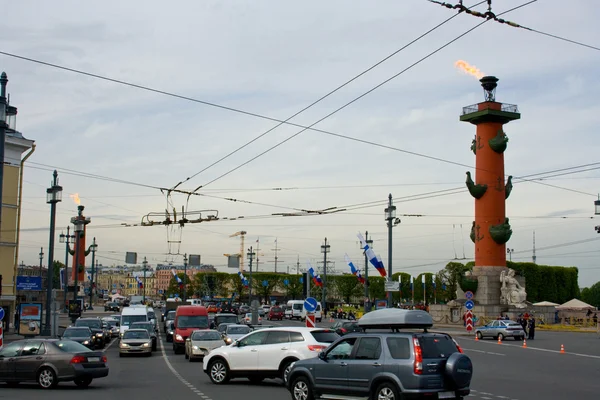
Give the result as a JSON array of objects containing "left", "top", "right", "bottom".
[
  {"left": 267, "top": 306, "right": 284, "bottom": 320},
  {"left": 207, "top": 304, "right": 219, "bottom": 314}
]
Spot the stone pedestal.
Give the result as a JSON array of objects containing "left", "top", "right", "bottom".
[{"left": 472, "top": 266, "right": 505, "bottom": 305}]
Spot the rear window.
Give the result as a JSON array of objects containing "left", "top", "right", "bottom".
[
  {"left": 166, "top": 311, "right": 176, "bottom": 319},
  {"left": 310, "top": 330, "right": 339, "bottom": 343},
  {"left": 53, "top": 341, "right": 92, "bottom": 353},
  {"left": 271, "top": 307, "right": 282, "bottom": 312},
  {"left": 419, "top": 335, "right": 459, "bottom": 358}
]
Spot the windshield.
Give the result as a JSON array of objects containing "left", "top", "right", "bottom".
[
  {"left": 166, "top": 311, "right": 176, "bottom": 320},
  {"left": 75, "top": 320, "right": 101, "bottom": 329},
  {"left": 104, "top": 320, "right": 118, "bottom": 328},
  {"left": 131, "top": 323, "right": 154, "bottom": 331},
  {"left": 148, "top": 312, "right": 156, "bottom": 320},
  {"left": 215, "top": 315, "right": 238, "bottom": 325},
  {"left": 177, "top": 315, "right": 209, "bottom": 329},
  {"left": 122, "top": 315, "right": 148, "bottom": 326},
  {"left": 53, "top": 340, "right": 92, "bottom": 353},
  {"left": 63, "top": 329, "right": 90, "bottom": 338},
  {"left": 191, "top": 331, "right": 221, "bottom": 340},
  {"left": 293, "top": 304, "right": 303, "bottom": 310},
  {"left": 228, "top": 326, "right": 251, "bottom": 335},
  {"left": 271, "top": 307, "right": 282, "bottom": 313},
  {"left": 124, "top": 330, "right": 150, "bottom": 339}
]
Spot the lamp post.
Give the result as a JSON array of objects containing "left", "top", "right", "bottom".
[
  {"left": 59, "top": 227, "right": 76, "bottom": 311},
  {"left": 320, "top": 238, "right": 330, "bottom": 312},
  {"left": 183, "top": 254, "right": 188, "bottom": 301},
  {"left": 142, "top": 257, "right": 148, "bottom": 304},
  {"left": 0, "top": 72, "right": 8, "bottom": 237},
  {"left": 507, "top": 248, "right": 514, "bottom": 262},
  {"left": 44, "top": 170, "right": 62, "bottom": 336},
  {"left": 361, "top": 231, "right": 373, "bottom": 313},
  {"left": 88, "top": 238, "right": 97, "bottom": 310},
  {"left": 39, "top": 247, "right": 44, "bottom": 277},
  {"left": 384, "top": 194, "right": 397, "bottom": 307},
  {"left": 247, "top": 247, "right": 255, "bottom": 304}
]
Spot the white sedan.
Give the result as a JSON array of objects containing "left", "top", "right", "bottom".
[{"left": 243, "top": 313, "right": 262, "bottom": 325}]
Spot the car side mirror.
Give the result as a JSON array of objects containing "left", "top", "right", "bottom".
[
  {"left": 318, "top": 351, "right": 327, "bottom": 361},
  {"left": 57, "top": 335, "right": 62, "bottom": 339},
  {"left": 186, "top": 338, "right": 191, "bottom": 342}
]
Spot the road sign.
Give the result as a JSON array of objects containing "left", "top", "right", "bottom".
[
  {"left": 305, "top": 313, "right": 316, "bottom": 328},
  {"left": 465, "top": 310, "right": 473, "bottom": 332},
  {"left": 465, "top": 300, "right": 474, "bottom": 310},
  {"left": 384, "top": 281, "right": 400, "bottom": 292},
  {"left": 0, "top": 307, "right": 5, "bottom": 321},
  {"left": 304, "top": 297, "right": 318, "bottom": 313},
  {"left": 465, "top": 291, "right": 474, "bottom": 300}
]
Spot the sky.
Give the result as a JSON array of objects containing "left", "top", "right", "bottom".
[{"left": 2, "top": 0, "right": 600, "bottom": 290}]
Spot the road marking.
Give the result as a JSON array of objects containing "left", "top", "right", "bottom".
[
  {"left": 462, "top": 348, "right": 505, "bottom": 356},
  {"left": 103, "top": 338, "right": 117, "bottom": 352},
  {"left": 158, "top": 332, "right": 213, "bottom": 399},
  {"left": 459, "top": 337, "right": 600, "bottom": 359}
]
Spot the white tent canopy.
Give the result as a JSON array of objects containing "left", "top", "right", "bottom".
[
  {"left": 555, "top": 299, "right": 595, "bottom": 311},
  {"left": 109, "top": 294, "right": 126, "bottom": 301},
  {"left": 532, "top": 301, "right": 560, "bottom": 307}
]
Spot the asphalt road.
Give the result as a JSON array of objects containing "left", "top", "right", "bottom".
[{"left": 3, "top": 311, "right": 598, "bottom": 399}]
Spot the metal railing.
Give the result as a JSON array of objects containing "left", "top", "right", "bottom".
[{"left": 462, "top": 103, "right": 519, "bottom": 115}]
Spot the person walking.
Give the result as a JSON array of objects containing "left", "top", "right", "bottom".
[{"left": 528, "top": 317, "right": 536, "bottom": 340}]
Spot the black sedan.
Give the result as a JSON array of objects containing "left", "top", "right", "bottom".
[
  {"left": 104, "top": 302, "right": 120, "bottom": 312},
  {"left": 0, "top": 339, "right": 109, "bottom": 389},
  {"left": 60, "top": 327, "right": 95, "bottom": 349}
]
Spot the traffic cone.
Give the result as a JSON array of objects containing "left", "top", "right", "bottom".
[
  {"left": 497, "top": 336, "right": 502, "bottom": 344},
  {"left": 522, "top": 339, "right": 527, "bottom": 348},
  {"left": 474, "top": 335, "right": 479, "bottom": 341},
  {"left": 560, "top": 344, "right": 565, "bottom": 353}
]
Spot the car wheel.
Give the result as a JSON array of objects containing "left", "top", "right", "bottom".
[
  {"left": 37, "top": 367, "right": 58, "bottom": 389},
  {"left": 280, "top": 359, "right": 297, "bottom": 384},
  {"left": 498, "top": 333, "right": 505, "bottom": 341},
  {"left": 209, "top": 359, "right": 230, "bottom": 384},
  {"left": 476, "top": 331, "right": 483, "bottom": 340},
  {"left": 291, "top": 376, "right": 314, "bottom": 400},
  {"left": 74, "top": 377, "right": 93, "bottom": 388},
  {"left": 374, "top": 382, "right": 399, "bottom": 400}
]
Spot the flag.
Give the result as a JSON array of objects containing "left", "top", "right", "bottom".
[
  {"left": 238, "top": 271, "right": 249, "bottom": 287},
  {"left": 171, "top": 268, "right": 184, "bottom": 288},
  {"left": 306, "top": 260, "right": 323, "bottom": 287},
  {"left": 87, "top": 272, "right": 92, "bottom": 281},
  {"left": 344, "top": 254, "right": 365, "bottom": 284},
  {"left": 357, "top": 233, "right": 387, "bottom": 277},
  {"left": 136, "top": 276, "right": 144, "bottom": 289}
]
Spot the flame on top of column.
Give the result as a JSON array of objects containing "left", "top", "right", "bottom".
[
  {"left": 455, "top": 60, "right": 485, "bottom": 79},
  {"left": 69, "top": 193, "right": 81, "bottom": 205}
]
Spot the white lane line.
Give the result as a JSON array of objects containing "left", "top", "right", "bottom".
[
  {"left": 158, "top": 331, "right": 213, "bottom": 400},
  {"left": 459, "top": 337, "right": 600, "bottom": 359},
  {"left": 462, "top": 348, "right": 506, "bottom": 356},
  {"left": 103, "top": 338, "right": 117, "bottom": 353}
]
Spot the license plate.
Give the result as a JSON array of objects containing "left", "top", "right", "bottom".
[
  {"left": 438, "top": 392, "right": 455, "bottom": 399},
  {"left": 87, "top": 357, "right": 100, "bottom": 363}
]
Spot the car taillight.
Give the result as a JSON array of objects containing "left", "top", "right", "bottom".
[
  {"left": 340, "top": 328, "right": 347, "bottom": 333},
  {"left": 102, "top": 355, "right": 108, "bottom": 363},
  {"left": 307, "top": 345, "right": 326, "bottom": 352},
  {"left": 70, "top": 355, "right": 86, "bottom": 364},
  {"left": 412, "top": 337, "right": 423, "bottom": 375}
]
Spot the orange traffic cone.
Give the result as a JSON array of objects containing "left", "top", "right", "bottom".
[
  {"left": 475, "top": 335, "right": 479, "bottom": 341},
  {"left": 497, "top": 336, "right": 502, "bottom": 344},
  {"left": 560, "top": 344, "right": 565, "bottom": 353},
  {"left": 522, "top": 339, "right": 527, "bottom": 348}
]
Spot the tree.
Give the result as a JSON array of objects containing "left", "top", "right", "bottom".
[
  {"left": 334, "top": 275, "right": 362, "bottom": 303},
  {"left": 581, "top": 282, "right": 600, "bottom": 308},
  {"left": 368, "top": 277, "right": 386, "bottom": 301},
  {"left": 229, "top": 273, "right": 247, "bottom": 302},
  {"left": 283, "top": 275, "right": 303, "bottom": 300},
  {"left": 166, "top": 273, "right": 192, "bottom": 298},
  {"left": 439, "top": 262, "right": 473, "bottom": 300},
  {"left": 52, "top": 260, "right": 64, "bottom": 289},
  {"left": 252, "top": 273, "right": 281, "bottom": 304}
]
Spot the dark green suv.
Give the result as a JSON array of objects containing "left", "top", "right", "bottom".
[{"left": 287, "top": 309, "right": 472, "bottom": 400}]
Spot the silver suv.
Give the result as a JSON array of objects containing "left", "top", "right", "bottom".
[{"left": 287, "top": 309, "right": 473, "bottom": 400}]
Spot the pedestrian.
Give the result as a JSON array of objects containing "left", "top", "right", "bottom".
[
  {"left": 528, "top": 317, "right": 536, "bottom": 340},
  {"left": 520, "top": 316, "right": 528, "bottom": 336}
]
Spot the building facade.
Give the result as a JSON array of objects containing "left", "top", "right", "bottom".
[
  {"left": 155, "top": 264, "right": 217, "bottom": 294},
  {"left": 0, "top": 93, "right": 35, "bottom": 322}
]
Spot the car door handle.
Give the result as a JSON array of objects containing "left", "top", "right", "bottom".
[
  {"left": 251, "top": 349, "right": 258, "bottom": 352},
  {"left": 36, "top": 357, "right": 43, "bottom": 360},
  {"left": 340, "top": 362, "right": 348, "bottom": 366},
  {"left": 281, "top": 347, "right": 289, "bottom": 350},
  {"left": 372, "top": 362, "right": 381, "bottom": 367}
]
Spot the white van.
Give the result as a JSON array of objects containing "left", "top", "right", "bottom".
[
  {"left": 286, "top": 300, "right": 304, "bottom": 320},
  {"left": 187, "top": 299, "right": 202, "bottom": 306},
  {"left": 120, "top": 305, "right": 149, "bottom": 338},
  {"left": 301, "top": 302, "right": 322, "bottom": 322}
]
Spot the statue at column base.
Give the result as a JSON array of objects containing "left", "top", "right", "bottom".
[{"left": 500, "top": 268, "right": 527, "bottom": 308}]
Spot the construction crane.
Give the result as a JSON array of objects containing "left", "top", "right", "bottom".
[{"left": 229, "top": 231, "right": 247, "bottom": 270}]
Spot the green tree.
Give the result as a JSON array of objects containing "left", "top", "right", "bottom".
[
  {"left": 581, "top": 282, "right": 600, "bottom": 308},
  {"left": 283, "top": 275, "right": 303, "bottom": 300},
  {"left": 53, "top": 260, "right": 64, "bottom": 289},
  {"left": 229, "top": 273, "right": 248, "bottom": 302},
  {"left": 166, "top": 273, "right": 192, "bottom": 298},
  {"left": 252, "top": 273, "right": 281, "bottom": 304},
  {"left": 368, "top": 277, "right": 386, "bottom": 301},
  {"left": 439, "top": 262, "right": 473, "bottom": 300},
  {"left": 334, "top": 275, "right": 362, "bottom": 303}
]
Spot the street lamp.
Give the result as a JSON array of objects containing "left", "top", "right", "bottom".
[
  {"left": 59, "top": 227, "right": 76, "bottom": 311},
  {"left": 38, "top": 247, "right": 44, "bottom": 277},
  {"left": 0, "top": 73, "right": 8, "bottom": 239},
  {"left": 87, "top": 238, "right": 98, "bottom": 310},
  {"left": 142, "top": 256, "right": 148, "bottom": 304},
  {"left": 183, "top": 254, "right": 188, "bottom": 301},
  {"left": 507, "top": 248, "right": 514, "bottom": 262},
  {"left": 320, "top": 238, "right": 330, "bottom": 312},
  {"left": 384, "top": 194, "right": 397, "bottom": 307},
  {"left": 361, "top": 231, "right": 373, "bottom": 313},
  {"left": 44, "top": 170, "right": 62, "bottom": 336},
  {"left": 247, "top": 247, "right": 255, "bottom": 304}
]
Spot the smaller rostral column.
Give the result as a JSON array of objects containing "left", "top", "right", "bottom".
[
  {"left": 461, "top": 76, "right": 520, "bottom": 305},
  {"left": 70, "top": 205, "right": 91, "bottom": 283}
]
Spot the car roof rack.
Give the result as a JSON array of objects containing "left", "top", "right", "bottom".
[{"left": 358, "top": 308, "right": 433, "bottom": 331}]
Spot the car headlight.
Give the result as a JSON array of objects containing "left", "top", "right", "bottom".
[
  {"left": 96, "top": 333, "right": 103, "bottom": 337},
  {"left": 225, "top": 338, "right": 232, "bottom": 344},
  {"left": 142, "top": 343, "right": 150, "bottom": 348},
  {"left": 83, "top": 341, "right": 90, "bottom": 345},
  {"left": 193, "top": 346, "right": 199, "bottom": 350},
  {"left": 175, "top": 334, "right": 183, "bottom": 341},
  {"left": 120, "top": 343, "right": 130, "bottom": 348}
]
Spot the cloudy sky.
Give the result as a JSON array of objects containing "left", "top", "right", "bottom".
[{"left": 3, "top": 0, "right": 600, "bottom": 288}]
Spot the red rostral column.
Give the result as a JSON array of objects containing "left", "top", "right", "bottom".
[
  {"left": 70, "top": 205, "right": 91, "bottom": 283},
  {"left": 461, "top": 76, "right": 520, "bottom": 305}
]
